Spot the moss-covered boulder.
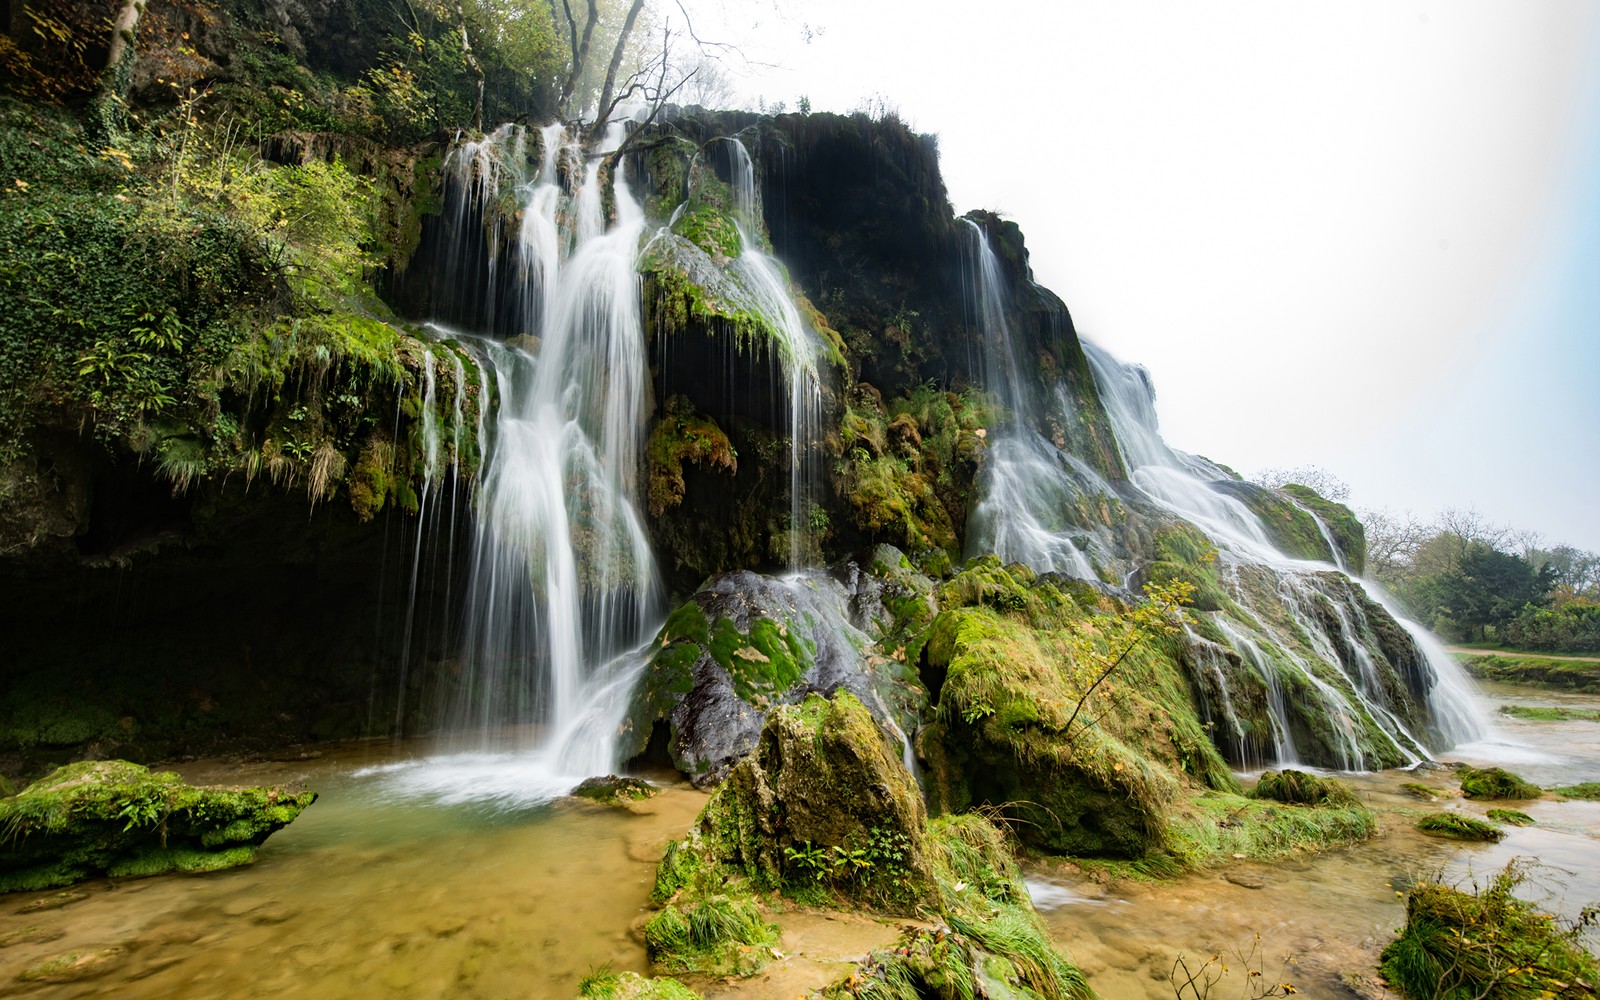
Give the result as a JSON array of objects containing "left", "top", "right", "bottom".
[
  {"left": 921, "top": 566, "right": 1236, "bottom": 859},
  {"left": 655, "top": 691, "right": 935, "bottom": 912},
  {"left": 569, "top": 775, "right": 656, "bottom": 805},
  {"left": 1416, "top": 811, "right": 1504, "bottom": 842},
  {"left": 577, "top": 971, "right": 702, "bottom": 999},
  {"left": 621, "top": 570, "right": 922, "bottom": 787},
  {"left": 1248, "top": 769, "right": 1361, "bottom": 808},
  {"left": 821, "top": 814, "right": 1092, "bottom": 1000},
  {"left": 1459, "top": 766, "right": 1543, "bottom": 801},
  {"left": 0, "top": 760, "right": 315, "bottom": 892}
]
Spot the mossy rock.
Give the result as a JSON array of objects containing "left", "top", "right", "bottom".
[
  {"left": 1215, "top": 481, "right": 1337, "bottom": 564},
  {"left": 1415, "top": 811, "right": 1503, "bottom": 842},
  {"left": 823, "top": 814, "right": 1092, "bottom": 1000},
  {"left": 0, "top": 760, "right": 315, "bottom": 892},
  {"left": 655, "top": 691, "right": 936, "bottom": 913},
  {"left": 1248, "top": 769, "right": 1361, "bottom": 808},
  {"left": 620, "top": 571, "right": 915, "bottom": 789},
  {"left": 1459, "top": 766, "right": 1542, "bottom": 801},
  {"left": 1278, "top": 484, "right": 1366, "bottom": 575},
  {"left": 923, "top": 569, "right": 1238, "bottom": 859},
  {"left": 570, "top": 775, "right": 657, "bottom": 805}
]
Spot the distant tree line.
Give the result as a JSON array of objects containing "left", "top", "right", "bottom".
[{"left": 1255, "top": 468, "right": 1599, "bottom": 653}]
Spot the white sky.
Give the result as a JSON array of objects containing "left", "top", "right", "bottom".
[{"left": 684, "top": 0, "right": 1600, "bottom": 551}]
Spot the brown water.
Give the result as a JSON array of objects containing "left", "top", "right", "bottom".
[{"left": 2, "top": 684, "right": 1596, "bottom": 999}]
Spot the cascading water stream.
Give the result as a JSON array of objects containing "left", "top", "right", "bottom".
[
  {"left": 717, "top": 137, "right": 826, "bottom": 569},
  {"left": 956, "top": 214, "right": 1485, "bottom": 769},
  {"left": 960, "top": 220, "right": 1097, "bottom": 577},
  {"left": 368, "top": 114, "right": 664, "bottom": 805}
]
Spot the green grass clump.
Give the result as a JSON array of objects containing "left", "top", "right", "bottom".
[
  {"left": 643, "top": 895, "right": 778, "bottom": 977},
  {"left": 1249, "top": 769, "right": 1361, "bottom": 807},
  {"left": 1458, "top": 654, "right": 1600, "bottom": 694},
  {"left": 822, "top": 815, "right": 1091, "bottom": 1000},
  {"left": 1380, "top": 860, "right": 1599, "bottom": 1000},
  {"left": 1400, "top": 782, "right": 1442, "bottom": 800},
  {"left": 1415, "top": 812, "right": 1504, "bottom": 842},
  {"left": 1498, "top": 704, "right": 1600, "bottom": 722},
  {"left": 1484, "top": 809, "right": 1534, "bottom": 827},
  {"left": 577, "top": 972, "right": 702, "bottom": 999},
  {"left": 1549, "top": 782, "right": 1600, "bottom": 800},
  {"left": 1459, "top": 766, "right": 1543, "bottom": 801}
]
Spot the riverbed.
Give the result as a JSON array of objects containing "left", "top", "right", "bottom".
[{"left": 2, "top": 681, "right": 1595, "bottom": 998}]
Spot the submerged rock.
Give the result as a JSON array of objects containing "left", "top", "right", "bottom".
[{"left": 0, "top": 760, "right": 316, "bottom": 893}]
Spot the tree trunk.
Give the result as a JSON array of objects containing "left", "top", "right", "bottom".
[
  {"left": 559, "top": 0, "right": 598, "bottom": 117},
  {"left": 100, "top": 0, "right": 144, "bottom": 98},
  {"left": 452, "top": 0, "right": 485, "bottom": 131},
  {"left": 593, "top": 0, "right": 645, "bottom": 129}
]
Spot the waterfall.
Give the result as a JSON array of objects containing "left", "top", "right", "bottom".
[
  {"left": 370, "top": 114, "right": 664, "bottom": 805},
  {"left": 961, "top": 221, "right": 1098, "bottom": 577},
  {"left": 718, "top": 137, "right": 826, "bottom": 568},
  {"left": 957, "top": 216, "right": 1485, "bottom": 768}
]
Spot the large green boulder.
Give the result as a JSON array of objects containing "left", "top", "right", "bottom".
[
  {"left": 655, "top": 690, "right": 936, "bottom": 913},
  {"left": 0, "top": 760, "right": 316, "bottom": 892}
]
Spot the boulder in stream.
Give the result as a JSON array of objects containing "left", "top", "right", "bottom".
[{"left": 0, "top": 760, "right": 316, "bottom": 892}]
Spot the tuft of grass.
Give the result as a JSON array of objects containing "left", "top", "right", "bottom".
[
  {"left": 1459, "top": 766, "right": 1543, "bottom": 801},
  {"left": 578, "top": 969, "right": 703, "bottom": 999},
  {"left": 1415, "top": 812, "right": 1504, "bottom": 842},
  {"left": 643, "top": 895, "right": 778, "bottom": 977},
  {"left": 1498, "top": 704, "right": 1600, "bottom": 722},
  {"left": 1249, "top": 769, "right": 1361, "bottom": 807},
  {"left": 1485, "top": 808, "right": 1534, "bottom": 827},
  {"left": 1380, "top": 860, "right": 1599, "bottom": 1000},
  {"left": 1548, "top": 782, "right": 1600, "bottom": 800},
  {"left": 1400, "top": 781, "right": 1441, "bottom": 800}
]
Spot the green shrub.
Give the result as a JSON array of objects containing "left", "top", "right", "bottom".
[{"left": 1381, "top": 860, "right": 1598, "bottom": 999}]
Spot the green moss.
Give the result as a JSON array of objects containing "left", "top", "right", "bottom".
[
  {"left": 1148, "top": 523, "right": 1231, "bottom": 612},
  {"left": 571, "top": 776, "right": 657, "bottom": 804},
  {"left": 1165, "top": 791, "right": 1375, "bottom": 865},
  {"left": 1380, "top": 861, "right": 1598, "bottom": 1000},
  {"left": 1416, "top": 812, "right": 1504, "bottom": 842},
  {"left": 1279, "top": 484, "right": 1367, "bottom": 574},
  {"left": 1233, "top": 485, "right": 1337, "bottom": 564},
  {"left": 1459, "top": 766, "right": 1542, "bottom": 801},
  {"left": 0, "top": 760, "right": 315, "bottom": 892},
  {"left": 1497, "top": 704, "right": 1600, "bottom": 722},
  {"left": 1485, "top": 808, "right": 1534, "bottom": 827},
  {"left": 646, "top": 396, "right": 736, "bottom": 518},
  {"left": 578, "top": 971, "right": 703, "bottom": 1000},
  {"left": 706, "top": 616, "right": 813, "bottom": 704},
  {"left": 824, "top": 815, "right": 1091, "bottom": 1000},
  {"left": 1549, "top": 782, "right": 1600, "bottom": 800},
  {"left": 1248, "top": 769, "right": 1361, "bottom": 808},
  {"left": 643, "top": 895, "right": 778, "bottom": 977},
  {"left": 1458, "top": 654, "right": 1600, "bottom": 694},
  {"left": 1400, "top": 781, "right": 1442, "bottom": 800},
  {"left": 672, "top": 205, "right": 742, "bottom": 259}
]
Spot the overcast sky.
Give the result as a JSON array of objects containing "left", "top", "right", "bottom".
[{"left": 684, "top": 1, "right": 1600, "bottom": 551}]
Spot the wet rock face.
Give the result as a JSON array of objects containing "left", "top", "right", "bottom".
[
  {"left": 0, "top": 760, "right": 316, "bottom": 893},
  {"left": 622, "top": 569, "right": 920, "bottom": 788}
]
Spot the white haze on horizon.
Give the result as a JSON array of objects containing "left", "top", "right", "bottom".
[{"left": 679, "top": 0, "right": 1600, "bottom": 552}]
